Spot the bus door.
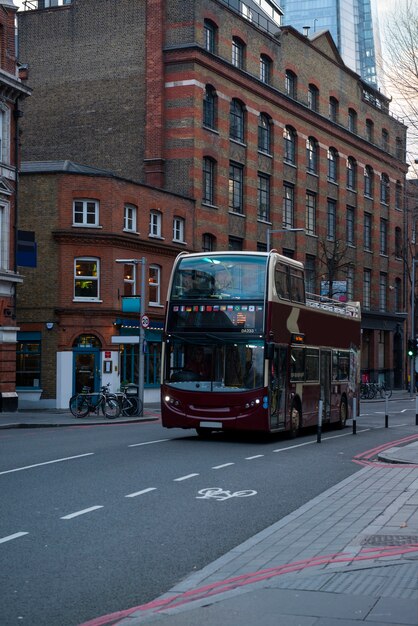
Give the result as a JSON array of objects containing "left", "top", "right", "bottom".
[
  {"left": 269, "top": 345, "right": 287, "bottom": 429},
  {"left": 320, "top": 349, "right": 332, "bottom": 421}
]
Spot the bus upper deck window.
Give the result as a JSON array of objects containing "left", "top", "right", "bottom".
[
  {"left": 290, "top": 269, "right": 305, "bottom": 303},
  {"left": 275, "top": 265, "right": 290, "bottom": 299}
]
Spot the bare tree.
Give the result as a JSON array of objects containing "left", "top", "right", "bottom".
[
  {"left": 317, "top": 238, "right": 352, "bottom": 299},
  {"left": 381, "top": 0, "right": 418, "bottom": 156}
]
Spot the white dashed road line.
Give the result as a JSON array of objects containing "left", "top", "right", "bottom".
[
  {"left": 61, "top": 506, "right": 104, "bottom": 520},
  {"left": 0, "top": 453, "right": 95, "bottom": 476},
  {"left": 212, "top": 463, "right": 235, "bottom": 469},
  {"left": 245, "top": 455, "right": 264, "bottom": 460},
  {"left": 174, "top": 473, "right": 200, "bottom": 481},
  {"left": 0, "top": 532, "right": 28, "bottom": 544},
  {"left": 125, "top": 488, "right": 157, "bottom": 498},
  {"left": 129, "top": 439, "right": 170, "bottom": 448}
]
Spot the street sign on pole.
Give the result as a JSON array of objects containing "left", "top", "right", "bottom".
[{"left": 141, "top": 315, "right": 150, "bottom": 329}]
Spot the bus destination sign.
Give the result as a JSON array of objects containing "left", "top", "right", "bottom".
[{"left": 168, "top": 303, "right": 264, "bottom": 333}]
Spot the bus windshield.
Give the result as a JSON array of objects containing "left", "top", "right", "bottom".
[
  {"left": 165, "top": 337, "right": 265, "bottom": 392},
  {"left": 170, "top": 254, "right": 267, "bottom": 301}
]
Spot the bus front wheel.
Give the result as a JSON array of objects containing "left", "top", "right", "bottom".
[{"left": 289, "top": 401, "right": 301, "bottom": 438}]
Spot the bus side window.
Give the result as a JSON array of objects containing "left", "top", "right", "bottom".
[
  {"left": 290, "top": 347, "right": 304, "bottom": 381},
  {"left": 290, "top": 269, "right": 305, "bottom": 303},
  {"left": 275, "top": 264, "right": 290, "bottom": 299}
]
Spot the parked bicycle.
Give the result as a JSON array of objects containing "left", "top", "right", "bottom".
[
  {"left": 360, "top": 381, "right": 392, "bottom": 400},
  {"left": 69, "top": 383, "right": 121, "bottom": 418},
  {"left": 115, "top": 386, "right": 143, "bottom": 417}
]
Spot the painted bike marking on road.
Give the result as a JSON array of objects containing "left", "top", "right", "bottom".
[
  {"left": 61, "top": 506, "right": 104, "bottom": 520},
  {"left": 0, "top": 452, "right": 95, "bottom": 476},
  {"left": 128, "top": 439, "right": 170, "bottom": 447},
  {"left": 174, "top": 473, "right": 200, "bottom": 481},
  {"left": 196, "top": 487, "right": 257, "bottom": 501},
  {"left": 212, "top": 463, "right": 235, "bottom": 469},
  {"left": 125, "top": 488, "right": 157, "bottom": 498},
  {"left": 0, "top": 531, "right": 29, "bottom": 544}
]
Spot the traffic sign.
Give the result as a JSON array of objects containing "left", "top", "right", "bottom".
[{"left": 141, "top": 315, "right": 150, "bottom": 328}]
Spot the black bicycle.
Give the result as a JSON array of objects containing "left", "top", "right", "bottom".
[
  {"left": 116, "top": 387, "right": 143, "bottom": 416},
  {"left": 69, "top": 383, "right": 121, "bottom": 419}
]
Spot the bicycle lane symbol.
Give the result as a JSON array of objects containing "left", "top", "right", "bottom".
[{"left": 196, "top": 487, "right": 257, "bottom": 501}]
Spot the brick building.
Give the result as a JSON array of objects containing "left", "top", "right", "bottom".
[
  {"left": 16, "top": 0, "right": 409, "bottom": 402},
  {"left": 16, "top": 162, "right": 194, "bottom": 408},
  {"left": 0, "top": 0, "right": 31, "bottom": 411}
]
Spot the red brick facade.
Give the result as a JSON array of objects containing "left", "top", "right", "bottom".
[{"left": 16, "top": 0, "right": 409, "bottom": 396}]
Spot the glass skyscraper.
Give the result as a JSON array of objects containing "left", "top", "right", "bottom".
[{"left": 280, "top": 0, "right": 381, "bottom": 86}]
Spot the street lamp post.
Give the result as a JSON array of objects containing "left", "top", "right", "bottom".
[
  {"left": 266, "top": 227, "right": 305, "bottom": 251},
  {"left": 116, "top": 257, "right": 147, "bottom": 416},
  {"left": 410, "top": 258, "right": 418, "bottom": 397}
]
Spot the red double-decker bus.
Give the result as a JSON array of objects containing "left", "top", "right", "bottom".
[{"left": 161, "top": 251, "right": 361, "bottom": 436}]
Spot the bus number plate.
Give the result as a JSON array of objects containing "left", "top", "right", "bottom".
[{"left": 200, "top": 421, "right": 222, "bottom": 429}]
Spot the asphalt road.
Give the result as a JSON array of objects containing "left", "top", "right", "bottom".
[{"left": 0, "top": 398, "right": 416, "bottom": 626}]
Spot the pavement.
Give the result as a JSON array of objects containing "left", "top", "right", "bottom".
[{"left": 2, "top": 391, "right": 418, "bottom": 626}]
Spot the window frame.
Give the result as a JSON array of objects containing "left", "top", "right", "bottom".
[
  {"left": 308, "top": 84, "right": 319, "bottom": 111},
  {"left": 327, "top": 147, "right": 338, "bottom": 182},
  {"left": 204, "top": 19, "right": 216, "bottom": 53},
  {"left": 124, "top": 204, "right": 137, "bottom": 233},
  {"left": 284, "top": 126, "right": 296, "bottom": 165},
  {"left": 73, "top": 199, "right": 99, "bottom": 227},
  {"left": 283, "top": 183, "right": 294, "bottom": 229},
  {"left": 285, "top": 70, "right": 297, "bottom": 99},
  {"left": 305, "top": 191, "right": 316, "bottom": 235},
  {"left": 173, "top": 216, "right": 185, "bottom": 243},
  {"left": 202, "top": 157, "right": 215, "bottom": 206},
  {"left": 74, "top": 257, "right": 100, "bottom": 301},
  {"left": 203, "top": 85, "right": 217, "bottom": 130},
  {"left": 232, "top": 36, "right": 245, "bottom": 69},
  {"left": 257, "top": 173, "right": 270, "bottom": 222},
  {"left": 149, "top": 210, "right": 162, "bottom": 238},
  {"left": 148, "top": 264, "right": 161, "bottom": 306},
  {"left": 306, "top": 137, "right": 318, "bottom": 174},
  {"left": 229, "top": 99, "right": 245, "bottom": 143},
  {"left": 229, "top": 161, "right": 244, "bottom": 214},
  {"left": 259, "top": 54, "right": 272, "bottom": 84},
  {"left": 258, "top": 113, "right": 271, "bottom": 154}
]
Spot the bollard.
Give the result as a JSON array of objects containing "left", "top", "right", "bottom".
[
  {"left": 317, "top": 399, "right": 323, "bottom": 443},
  {"left": 385, "top": 395, "right": 389, "bottom": 428},
  {"left": 416, "top": 395, "right": 418, "bottom": 427},
  {"left": 352, "top": 396, "right": 357, "bottom": 435}
]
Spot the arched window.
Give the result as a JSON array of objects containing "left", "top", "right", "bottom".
[
  {"left": 395, "top": 181, "right": 402, "bottom": 210},
  {"left": 327, "top": 147, "right": 338, "bottom": 182},
  {"left": 346, "top": 157, "right": 357, "bottom": 190},
  {"left": 364, "top": 165, "right": 373, "bottom": 197},
  {"left": 203, "top": 85, "right": 217, "bottom": 129},
  {"left": 308, "top": 84, "right": 319, "bottom": 111},
  {"left": 260, "top": 54, "right": 272, "bottom": 84},
  {"left": 329, "top": 96, "right": 338, "bottom": 122},
  {"left": 258, "top": 113, "right": 271, "bottom": 154},
  {"left": 380, "top": 173, "right": 390, "bottom": 204},
  {"left": 229, "top": 99, "right": 245, "bottom": 142},
  {"left": 306, "top": 136, "right": 318, "bottom": 174},
  {"left": 285, "top": 69, "right": 297, "bottom": 99},
  {"left": 284, "top": 126, "right": 296, "bottom": 164},
  {"left": 232, "top": 36, "right": 245, "bottom": 69},
  {"left": 204, "top": 19, "right": 217, "bottom": 53},
  {"left": 395, "top": 227, "right": 402, "bottom": 258},
  {"left": 365, "top": 119, "right": 374, "bottom": 142},
  {"left": 382, "top": 128, "right": 389, "bottom": 151},
  {"left": 348, "top": 108, "right": 357, "bottom": 133}
]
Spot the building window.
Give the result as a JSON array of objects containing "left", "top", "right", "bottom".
[
  {"left": 284, "top": 126, "right": 296, "bottom": 164},
  {"left": 229, "top": 162, "right": 243, "bottom": 214},
  {"left": 305, "top": 255, "right": 316, "bottom": 294},
  {"left": 148, "top": 265, "right": 161, "bottom": 305},
  {"left": 395, "top": 181, "right": 402, "bottom": 210},
  {"left": 123, "top": 263, "right": 136, "bottom": 296},
  {"left": 346, "top": 206, "right": 355, "bottom": 246},
  {"left": 347, "top": 266, "right": 354, "bottom": 300},
  {"left": 379, "top": 273, "right": 387, "bottom": 311},
  {"left": 382, "top": 128, "right": 389, "bottom": 151},
  {"left": 396, "top": 137, "right": 404, "bottom": 160},
  {"left": 346, "top": 157, "right": 357, "bottom": 190},
  {"left": 305, "top": 192, "right": 316, "bottom": 235},
  {"left": 203, "top": 85, "right": 217, "bottom": 129},
  {"left": 380, "top": 173, "right": 390, "bottom": 204},
  {"left": 394, "top": 277, "right": 402, "bottom": 312},
  {"left": 73, "top": 199, "right": 99, "bottom": 227},
  {"left": 364, "top": 213, "right": 372, "bottom": 251},
  {"left": 327, "top": 147, "right": 338, "bottom": 182},
  {"left": 0, "top": 106, "right": 10, "bottom": 164},
  {"left": 329, "top": 97, "right": 338, "bottom": 122},
  {"left": 348, "top": 108, "right": 357, "bottom": 133},
  {"left": 380, "top": 218, "right": 388, "bottom": 255},
  {"left": 229, "top": 236, "right": 243, "bottom": 251},
  {"left": 173, "top": 217, "right": 185, "bottom": 243},
  {"left": 364, "top": 165, "right": 373, "bottom": 197},
  {"left": 229, "top": 99, "right": 245, "bottom": 142},
  {"left": 232, "top": 36, "right": 245, "bottom": 68},
  {"left": 258, "top": 113, "right": 271, "bottom": 154},
  {"left": 366, "top": 119, "right": 374, "bottom": 142},
  {"left": 202, "top": 157, "right": 215, "bottom": 205},
  {"left": 308, "top": 84, "right": 319, "bottom": 111},
  {"left": 285, "top": 69, "right": 297, "bottom": 98},
  {"left": 363, "top": 269, "right": 371, "bottom": 310},
  {"left": 395, "top": 227, "right": 402, "bottom": 258},
  {"left": 149, "top": 210, "right": 162, "bottom": 237},
  {"left": 283, "top": 183, "right": 294, "bottom": 228},
  {"left": 327, "top": 199, "right": 336, "bottom": 241},
  {"left": 306, "top": 137, "right": 318, "bottom": 174},
  {"left": 202, "top": 233, "right": 216, "bottom": 252},
  {"left": 204, "top": 19, "right": 217, "bottom": 53},
  {"left": 16, "top": 335, "right": 41, "bottom": 389},
  {"left": 124, "top": 204, "right": 137, "bottom": 232},
  {"left": 74, "top": 258, "right": 99, "bottom": 300},
  {"left": 257, "top": 173, "right": 270, "bottom": 222},
  {"left": 260, "top": 54, "right": 272, "bottom": 84},
  {"left": 0, "top": 203, "right": 9, "bottom": 269}
]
